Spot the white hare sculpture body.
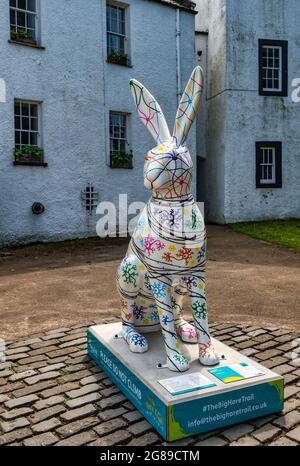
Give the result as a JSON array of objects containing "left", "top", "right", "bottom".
[{"left": 117, "top": 67, "right": 219, "bottom": 372}]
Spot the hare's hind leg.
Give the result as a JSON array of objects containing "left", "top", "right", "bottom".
[
  {"left": 173, "top": 286, "right": 197, "bottom": 344},
  {"left": 149, "top": 276, "right": 189, "bottom": 372},
  {"left": 119, "top": 296, "right": 149, "bottom": 353},
  {"left": 189, "top": 279, "right": 219, "bottom": 366},
  {"left": 117, "top": 257, "right": 148, "bottom": 353}
]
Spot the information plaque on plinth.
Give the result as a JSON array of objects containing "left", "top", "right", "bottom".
[{"left": 87, "top": 323, "right": 283, "bottom": 442}]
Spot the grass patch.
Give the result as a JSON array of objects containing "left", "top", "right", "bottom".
[{"left": 229, "top": 219, "right": 300, "bottom": 252}]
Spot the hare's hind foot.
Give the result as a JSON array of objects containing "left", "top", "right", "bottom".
[
  {"left": 176, "top": 321, "right": 197, "bottom": 344},
  {"left": 122, "top": 326, "right": 149, "bottom": 353},
  {"left": 167, "top": 353, "right": 190, "bottom": 372},
  {"left": 198, "top": 341, "right": 219, "bottom": 366}
]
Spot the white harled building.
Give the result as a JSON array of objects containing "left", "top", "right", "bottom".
[
  {"left": 0, "top": 0, "right": 197, "bottom": 246},
  {"left": 195, "top": 0, "right": 300, "bottom": 223},
  {"left": 1, "top": 0, "right": 299, "bottom": 247}
]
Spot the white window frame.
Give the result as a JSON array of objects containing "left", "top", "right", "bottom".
[
  {"left": 106, "top": 2, "right": 127, "bottom": 57},
  {"left": 109, "top": 111, "right": 129, "bottom": 156},
  {"left": 14, "top": 99, "right": 41, "bottom": 151},
  {"left": 262, "top": 45, "right": 282, "bottom": 92},
  {"left": 9, "top": 0, "right": 39, "bottom": 42},
  {"left": 259, "top": 146, "right": 276, "bottom": 184}
]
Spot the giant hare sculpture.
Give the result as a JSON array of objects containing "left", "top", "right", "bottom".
[{"left": 117, "top": 66, "right": 219, "bottom": 372}]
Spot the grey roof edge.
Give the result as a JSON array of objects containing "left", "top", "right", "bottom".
[{"left": 148, "top": 0, "right": 197, "bottom": 15}]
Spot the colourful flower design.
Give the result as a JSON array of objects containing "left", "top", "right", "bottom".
[
  {"left": 151, "top": 282, "right": 167, "bottom": 299},
  {"left": 177, "top": 325, "right": 197, "bottom": 340},
  {"left": 181, "top": 276, "right": 197, "bottom": 289},
  {"left": 192, "top": 300, "right": 207, "bottom": 319},
  {"left": 122, "top": 261, "right": 138, "bottom": 286},
  {"left": 162, "top": 252, "right": 173, "bottom": 263},
  {"left": 197, "top": 281, "right": 205, "bottom": 291},
  {"left": 129, "top": 334, "right": 147, "bottom": 347},
  {"left": 120, "top": 298, "right": 127, "bottom": 311},
  {"left": 162, "top": 246, "right": 193, "bottom": 266},
  {"left": 137, "top": 217, "right": 146, "bottom": 230},
  {"left": 197, "top": 243, "right": 206, "bottom": 261},
  {"left": 150, "top": 309, "right": 159, "bottom": 321},
  {"left": 176, "top": 246, "right": 193, "bottom": 265},
  {"left": 154, "top": 208, "right": 182, "bottom": 228},
  {"left": 162, "top": 314, "right": 172, "bottom": 326},
  {"left": 171, "top": 298, "right": 182, "bottom": 315},
  {"left": 191, "top": 209, "right": 201, "bottom": 229},
  {"left": 173, "top": 353, "right": 188, "bottom": 365},
  {"left": 144, "top": 235, "right": 165, "bottom": 256},
  {"left": 132, "top": 304, "right": 146, "bottom": 320},
  {"left": 187, "top": 327, "right": 197, "bottom": 339}
]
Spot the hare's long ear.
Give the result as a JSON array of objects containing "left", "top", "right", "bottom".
[
  {"left": 130, "top": 79, "right": 171, "bottom": 145},
  {"left": 172, "top": 66, "right": 204, "bottom": 147}
]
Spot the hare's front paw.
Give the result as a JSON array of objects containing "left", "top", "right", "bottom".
[
  {"left": 123, "top": 328, "right": 149, "bottom": 353},
  {"left": 177, "top": 323, "right": 197, "bottom": 344},
  {"left": 167, "top": 353, "right": 190, "bottom": 372},
  {"left": 198, "top": 342, "right": 219, "bottom": 366}
]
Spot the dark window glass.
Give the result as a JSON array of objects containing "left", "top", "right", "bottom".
[
  {"left": 259, "top": 39, "right": 288, "bottom": 96},
  {"left": 256, "top": 142, "right": 282, "bottom": 188},
  {"left": 18, "top": 0, "right": 27, "bottom": 10}
]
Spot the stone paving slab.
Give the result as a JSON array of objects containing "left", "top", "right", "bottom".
[{"left": 0, "top": 319, "right": 299, "bottom": 446}]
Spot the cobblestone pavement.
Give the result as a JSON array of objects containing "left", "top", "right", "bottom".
[{"left": 0, "top": 319, "right": 299, "bottom": 446}]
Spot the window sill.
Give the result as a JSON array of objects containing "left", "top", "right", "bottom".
[
  {"left": 109, "top": 164, "right": 133, "bottom": 169},
  {"left": 256, "top": 183, "right": 282, "bottom": 189},
  {"left": 106, "top": 59, "right": 132, "bottom": 68},
  {"left": 13, "top": 161, "right": 48, "bottom": 167},
  {"left": 8, "top": 39, "right": 45, "bottom": 50},
  {"left": 259, "top": 90, "right": 288, "bottom": 97}
]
